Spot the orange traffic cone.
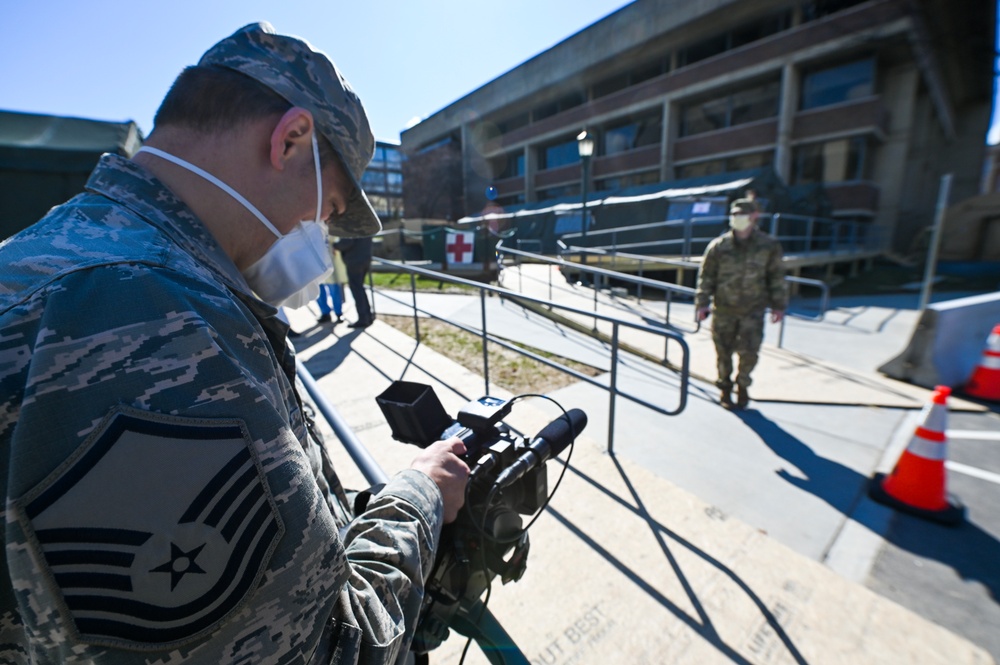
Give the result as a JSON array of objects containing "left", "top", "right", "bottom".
[
  {"left": 964, "top": 324, "right": 1000, "bottom": 401},
  {"left": 868, "top": 385, "right": 964, "bottom": 525}
]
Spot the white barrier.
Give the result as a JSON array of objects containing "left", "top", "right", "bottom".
[{"left": 879, "top": 292, "right": 1000, "bottom": 388}]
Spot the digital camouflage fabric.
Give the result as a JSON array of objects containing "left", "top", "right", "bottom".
[
  {"left": 0, "top": 154, "right": 441, "bottom": 664},
  {"left": 200, "top": 22, "right": 381, "bottom": 238},
  {"left": 695, "top": 228, "right": 787, "bottom": 317},
  {"left": 695, "top": 226, "right": 788, "bottom": 390}
]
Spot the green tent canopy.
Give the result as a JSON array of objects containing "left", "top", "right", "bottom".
[{"left": 0, "top": 109, "right": 143, "bottom": 240}]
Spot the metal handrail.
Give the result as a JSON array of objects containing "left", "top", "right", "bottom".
[
  {"left": 558, "top": 212, "right": 889, "bottom": 260},
  {"left": 498, "top": 240, "right": 702, "bottom": 335},
  {"left": 500, "top": 242, "right": 832, "bottom": 353},
  {"left": 777, "top": 276, "right": 830, "bottom": 349},
  {"left": 369, "top": 257, "right": 690, "bottom": 453}
]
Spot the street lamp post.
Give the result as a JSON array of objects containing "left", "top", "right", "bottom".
[
  {"left": 576, "top": 129, "right": 597, "bottom": 284},
  {"left": 577, "top": 130, "right": 595, "bottom": 275}
]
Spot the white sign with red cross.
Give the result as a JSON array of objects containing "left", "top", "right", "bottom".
[{"left": 445, "top": 230, "right": 475, "bottom": 264}]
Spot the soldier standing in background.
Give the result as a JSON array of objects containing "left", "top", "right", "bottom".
[
  {"left": 695, "top": 196, "right": 788, "bottom": 409},
  {"left": 0, "top": 22, "right": 467, "bottom": 664}
]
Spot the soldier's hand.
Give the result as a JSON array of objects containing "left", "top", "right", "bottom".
[
  {"left": 696, "top": 306, "right": 711, "bottom": 322},
  {"left": 771, "top": 310, "right": 785, "bottom": 324},
  {"left": 410, "top": 437, "right": 469, "bottom": 524}
]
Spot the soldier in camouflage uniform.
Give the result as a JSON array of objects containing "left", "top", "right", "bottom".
[
  {"left": 695, "top": 198, "right": 788, "bottom": 409},
  {"left": 0, "top": 23, "right": 469, "bottom": 665}
]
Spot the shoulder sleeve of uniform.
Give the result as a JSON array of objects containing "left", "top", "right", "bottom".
[
  {"left": 4, "top": 262, "right": 329, "bottom": 658},
  {"left": 766, "top": 238, "right": 788, "bottom": 310},
  {"left": 334, "top": 469, "right": 442, "bottom": 662}
]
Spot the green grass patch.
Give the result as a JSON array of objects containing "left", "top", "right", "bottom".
[
  {"left": 380, "top": 315, "right": 602, "bottom": 395},
  {"left": 369, "top": 272, "right": 479, "bottom": 294}
]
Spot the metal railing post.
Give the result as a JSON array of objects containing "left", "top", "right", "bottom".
[
  {"left": 410, "top": 273, "right": 420, "bottom": 343},
  {"left": 682, "top": 216, "right": 692, "bottom": 260},
  {"left": 480, "top": 288, "right": 490, "bottom": 395},
  {"left": 608, "top": 324, "right": 620, "bottom": 454}
]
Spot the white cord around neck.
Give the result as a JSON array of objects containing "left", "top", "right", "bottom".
[{"left": 136, "top": 146, "right": 283, "bottom": 238}]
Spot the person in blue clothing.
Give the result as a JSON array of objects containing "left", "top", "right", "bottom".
[{"left": 0, "top": 22, "right": 467, "bottom": 665}]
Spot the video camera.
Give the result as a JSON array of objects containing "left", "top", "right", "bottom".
[{"left": 376, "top": 381, "right": 586, "bottom": 654}]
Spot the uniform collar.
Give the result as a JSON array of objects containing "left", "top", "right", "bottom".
[{"left": 85, "top": 154, "right": 271, "bottom": 310}]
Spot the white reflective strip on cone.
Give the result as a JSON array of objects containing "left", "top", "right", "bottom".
[
  {"left": 977, "top": 354, "right": 1000, "bottom": 370},
  {"left": 919, "top": 403, "right": 948, "bottom": 433},
  {"left": 906, "top": 435, "right": 948, "bottom": 461}
]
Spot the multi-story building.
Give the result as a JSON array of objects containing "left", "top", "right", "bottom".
[
  {"left": 362, "top": 140, "right": 405, "bottom": 224},
  {"left": 399, "top": 0, "right": 994, "bottom": 254}
]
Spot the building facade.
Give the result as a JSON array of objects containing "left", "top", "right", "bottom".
[
  {"left": 400, "top": 0, "right": 994, "bottom": 254},
  {"left": 363, "top": 140, "right": 405, "bottom": 224}
]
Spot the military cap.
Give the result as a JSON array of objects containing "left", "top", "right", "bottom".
[
  {"left": 730, "top": 198, "right": 761, "bottom": 214},
  {"left": 199, "top": 22, "right": 381, "bottom": 238}
]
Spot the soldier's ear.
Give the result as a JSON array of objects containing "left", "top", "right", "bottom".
[{"left": 269, "top": 107, "right": 314, "bottom": 171}]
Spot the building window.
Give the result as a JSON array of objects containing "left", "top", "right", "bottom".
[
  {"left": 676, "top": 151, "right": 773, "bottom": 180},
  {"left": 801, "top": 0, "right": 867, "bottom": 22},
  {"left": 362, "top": 170, "right": 387, "bottom": 191},
  {"left": 595, "top": 170, "right": 659, "bottom": 191},
  {"left": 385, "top": 145, "right": 402, "bottom": 167},
  {"left": 369, "top": 194, "right": 390, "bottom": 217},
  {"left": 792, "top": 137, "right": 869, "bottom": 184},
  {"left": 387, "top": 172, "right": 403, "bottom": 194},
  {"left": 497, "top": 112, "right": 530, "bottom": 134},
  {"left": 603, "top": 111, "right": 662, "bottom": 155},
  {"left": 496, "top": 152, "right": 524, "bottom": 179},
  {"left": 678, "top": 10, "right": 791, "bottom": 67},
  {"left": 680, "top": 33, "right": 728, "bottom": 66},
  {"left": 497, "top": 193, "right": 525, "bottom": 207},
  {"left": 680, "top": 80, "right": 780, "bottom": 137},
  {"left": 537, "top": 184, "right": 580, "bottom": 201},
  {"left": 676, "top": 159, "right": 726, "bottom": 180},
  {"left": 727, "top": 151, "right": 773, "bottom": 172},
  {"left": 801, "top": 58, "right": 875, "bottom": 110},
  {"left": 539, "top": 137, "right": 582, "bottom": 170},
  {"left": 534, "top": 92, "right": 585, "bottom": 122}
]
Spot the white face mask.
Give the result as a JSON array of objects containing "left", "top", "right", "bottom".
[
  {"left": 136, "top": 133, "right": 333, "bottom": 309},
  {"left": 730, "top": 214, "right": 754, "bottom": 232}
]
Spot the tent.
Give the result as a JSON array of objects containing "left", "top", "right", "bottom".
[
  {"left": 458, "top": 167, "right": 831, "bottom": 254},
  {"left": 0, "top": 109, "right": 143, "bottom": 240}
]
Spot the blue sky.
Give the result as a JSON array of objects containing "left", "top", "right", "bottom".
[
  {"left": 3, "top": 2, "right": 997, "bottom": 145},
  {"left": 0, "top": 0, "right": 631, "bottom": 143}
]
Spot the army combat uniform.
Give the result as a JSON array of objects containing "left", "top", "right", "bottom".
[
  {"left": 0, "top": 154, "right": 442, "bottom": 664},
  {"left": 695, "top": 227, "right": 788, "bottom": 392}
]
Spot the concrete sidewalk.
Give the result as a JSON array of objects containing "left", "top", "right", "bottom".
[{"left": 286, "top": 292, "right": 994, "bottom": 664}]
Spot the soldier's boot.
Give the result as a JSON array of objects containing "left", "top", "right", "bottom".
[
  {"left": 736, "top": 385, "right": 750, "bottom": 409},
  {"left": 720, "top": 387, "right": 735, "bottom": 410}
]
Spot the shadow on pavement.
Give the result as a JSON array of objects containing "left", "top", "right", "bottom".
[
  {"left": 736, "top": 409, "right": 1000, "bottom": 603},
  {"left": 552, "top": 455, "right": 810, "bottom": 665},
  {"left": 881, "top": 509, "right": 1000, "bottom": 603},
  {"left": 734, "top": 409, "right": 874, "bottom": 525},
  {"left": 294, "top": 328, "right": 364, "bottom": 381}
]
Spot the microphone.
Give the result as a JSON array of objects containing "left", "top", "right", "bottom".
[{"left": 494, "top": 409, "right": 587, "bottom": 489}]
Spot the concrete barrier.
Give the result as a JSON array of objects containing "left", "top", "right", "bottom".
[{"left": 879, "top": 292, "right": 1000, "bottom": 389}]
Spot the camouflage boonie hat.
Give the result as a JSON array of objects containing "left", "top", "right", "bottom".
[
  {"left": 730, "top": 198, "right": 761, "bottom": 214},
  {"left": 199, "top": 22, "right": 381, "bottom": 238}
]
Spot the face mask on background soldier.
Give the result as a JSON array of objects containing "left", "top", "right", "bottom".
[{"left": 729, "top": 213, "right": 753, "bottom": 232}]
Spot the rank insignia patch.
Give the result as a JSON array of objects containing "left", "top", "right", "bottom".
[{"left": 16, "top": 407, "right": 285, "bottom": 648}]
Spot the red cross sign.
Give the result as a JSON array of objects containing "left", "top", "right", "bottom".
[{"left": 445, "top": 230, "right": 475, "bottom": 264}]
